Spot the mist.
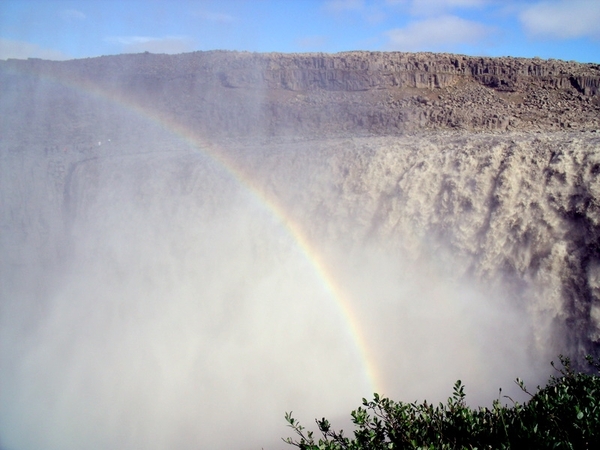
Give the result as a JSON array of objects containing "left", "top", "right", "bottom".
[
  {"left": 2, "top": 131, "right": 572, "bottom": 450},
  {"left": 2, "top": 52, "right": 599, "bottom": 449}
]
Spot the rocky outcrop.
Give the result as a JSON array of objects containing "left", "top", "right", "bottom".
[{"left": 1, "top": 51, "right": 599, "bottom": 143}]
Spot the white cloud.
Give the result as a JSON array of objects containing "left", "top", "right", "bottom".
[
  {"left": 105, "top": 36, "right": 194, "bottom": 54},
  {"left": 385, "top": 15, "right": 490, "bottom": 51},
  {"left": 59, "top": 9, "right": 86, "bottom": 21},
  {"left": 324, "top": 0, "right": 365, "bottom": 13},
  {"left": 386, "top": 0, "right": 488, "bottom": 15},
  {"left": 519, "top": 0, "right": 600, "bottom": 40},
  {"left": 0, "top": 38, "right": 69, "bottom": 60},
  {"left": 414, "top": 0, "right": 486, "bottom": 14},
  {"left": 195, "top": 11, "right": 237, "bottom": 23}
]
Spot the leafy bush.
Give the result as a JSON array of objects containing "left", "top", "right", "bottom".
[{"left": 283, "top": 356, "right": 600, "bottom": 449}]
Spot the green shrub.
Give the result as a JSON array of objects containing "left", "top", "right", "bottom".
[{"left": 283, "top": 356, "right": 600, "bottom": 449}]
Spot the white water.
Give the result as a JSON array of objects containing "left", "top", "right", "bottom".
[{"left": 2, "top": 131, "right": 598, "bottom": 449}]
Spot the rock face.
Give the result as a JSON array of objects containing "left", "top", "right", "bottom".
[
  {"left": 1, "top": 51, "right": 599, "bottom": 144},
  {"left": 1, "top": 51, "right": 600, "bottom": 450}
]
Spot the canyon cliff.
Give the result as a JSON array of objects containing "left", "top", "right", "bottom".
[
  {"left": 1, "top": 51, "right": 600, "bottom": 450},
  {"left": 1, "top": 51, "right": 599, "bottom": 145}
]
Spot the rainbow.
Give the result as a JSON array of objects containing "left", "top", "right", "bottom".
[{"left": 2, "top": 61, "right": 383, "bottom": 395}]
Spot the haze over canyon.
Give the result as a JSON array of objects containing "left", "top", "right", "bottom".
[{"left": 1, "top": 51, "right": 600, "bottom": 450}]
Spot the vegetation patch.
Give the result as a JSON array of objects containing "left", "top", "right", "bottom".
[{"left": 284, "top": 356, "right": 600, "bottom": 449}]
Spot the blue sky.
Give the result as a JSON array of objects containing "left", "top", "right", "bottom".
[{"left": 0, "top": 0, "right": 599, "bottom": 62}]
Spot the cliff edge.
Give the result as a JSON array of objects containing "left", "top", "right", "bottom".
[{"left": 1, "top": 51, "right": 599, "bottom": 143}]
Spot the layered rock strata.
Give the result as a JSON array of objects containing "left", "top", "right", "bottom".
[{"left": 1, "top": 51, "right": 599, "bottom": 144}]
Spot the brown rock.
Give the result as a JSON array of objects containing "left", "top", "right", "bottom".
[{"left": 1, "top": 51, "right": 599, "bottom": 143}]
